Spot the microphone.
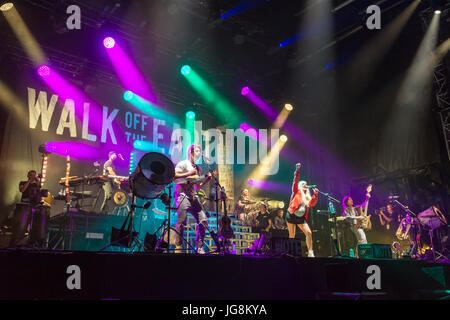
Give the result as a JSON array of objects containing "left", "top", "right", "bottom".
[
  {"left": 305, "top": 185, "right": 317, "bottom": 188},
  {"left": 202, "top": 153, "right": 211, "bottom": 163},
  {"left": 388, "top": 196, "right": 399, "bottom": 200},
  {"left": 118, "top": 154, "right": 124, "bottom": 160}
]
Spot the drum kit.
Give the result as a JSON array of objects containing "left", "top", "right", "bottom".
[
  {"left": 392, "top": 202, "right": 448, "bottom": 260},
  {"left": 237, "top": 200, "right": 256, "bottom": 226}
]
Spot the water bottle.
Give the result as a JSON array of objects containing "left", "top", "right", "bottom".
[
  {"left": 329, "top": 201, "right": 335, "bottom": 214},
  {"left": 349, "top": 248, "right": 355, "bottom": 258}
]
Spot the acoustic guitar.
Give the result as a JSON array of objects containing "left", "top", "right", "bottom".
[{"left": 219, "top": 186, "right": 234, "bottom": 240}]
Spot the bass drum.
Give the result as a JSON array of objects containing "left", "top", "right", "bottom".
[
  {"left": 130, "top": 152, "right": 175, "bottom": 199},
  {"left": 113, "top": 190, "right": 129, "bottom": 207}
]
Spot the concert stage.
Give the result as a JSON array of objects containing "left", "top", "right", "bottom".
[{"left": 1, "top": 249, "right": 449, "bottom": 300}]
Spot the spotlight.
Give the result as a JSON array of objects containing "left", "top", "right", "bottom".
[
  {"left": 0, "top": 2, "right": 13, "bottom": 11},
  {"left": 241, "top": 86, "right": 250, "bottom": 96},
  {"left": 284, "top": 104, "right": 293, "bottom": 111},
  {"left": 186, "top": 111, "right": 195, "bottom": 119},
  {"left": 435, "top": 10, "right": 441, "bottom": 15},
  {"left": 124, "top": 90, "right": 134, "bottom": 101},
  {"left": 248, "top": 179, "right": 254, "bottom": 186},
  {"left": 103, "top": 37, "right": 115, "bottom": 49},
  {"left": 278, "top": 201, "right": 285, "bottom": 209},
  {"left": 181, "top": 65, "right": 191, "bottom": 76},
  {"left": 280, "top": 135, "right": 288, "bottom": 142},
  {"left": 37, "top": 65, "right": 50, "bottom": 77}
]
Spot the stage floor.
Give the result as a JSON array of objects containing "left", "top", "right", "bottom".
[{"left": 0, "top": 248, "right": 449, "bottom": 300}]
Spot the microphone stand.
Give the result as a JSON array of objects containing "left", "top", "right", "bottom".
[
  {"left": 316, "top": 189, "right": 342, "bottom": 257},
  {"left": 202, "top": 155, "right": 223, "bottom": 253}
]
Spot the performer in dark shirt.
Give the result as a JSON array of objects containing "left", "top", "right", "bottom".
[
  {"left": 378, "top": 204, "right": 400, "bottom": 233},
  {"left": 255, "top": 202, "right": 272, "bottom": 233},
  {"left": 19, "top": 170, "right": 41, "bottom": 204}
]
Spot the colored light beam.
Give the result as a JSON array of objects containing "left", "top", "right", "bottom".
[
  {"left": 273, "top": 104, "right": 293, "bottom": 130},
  {"left": 241, "top": 87, "right": 278, "bottom": 121},
  {"left": 181, "top": 66, "right": 241, "bottom": 126},
  {"left": 248, "top": 179, "right": 291, "bottom": 194},
  {"left": 345, "top": 0, "right": 419, "bottom": 100},
  {"left": 133, "top": 140, "right": 169, "bottom": 154},
  {"left": 37, "top": 66, "right": 105, "bottom": 137},
  {"left": 123, "top": 90, "right": 176, "bottom": 124},
  {"left": 240, "top": 122, "right": 259, "bottom": 141},
  {"left": 104, "top": 38, "right": 158, "bottom": 104},
  {"left": 1, "top": 4, "right": 47, "bottom": 66},
  {"left": 243, "top": 86, "right": 353, "bottom": 178},
  {"left": 45, "top": 141, "right": 104, "bottom": 161},
  {"left": 246, "top": 136, "right": 287, "bottom": 196},
  {"left": 221, "top": 0, "right": 267, "bottom": 19},
  {"left": 185, "top": 110, "right": 195, "bottom": 152}
]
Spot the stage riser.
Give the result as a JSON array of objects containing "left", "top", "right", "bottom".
[{"left": 0, "top": 250, "right": 448, "bottom": 300}]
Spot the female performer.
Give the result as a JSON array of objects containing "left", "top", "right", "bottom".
[{"left": 287, "top": 163, "right": 319, "bottom": 257}]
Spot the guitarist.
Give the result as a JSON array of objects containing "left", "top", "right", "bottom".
[
  {"left": 173, "top": 145, "right": 212, "bottom": 254},
  {"left": 100, "top": 151, "right": 120, "bottom": 214},
  {"left": 287, "top": 163, "right": 319, "bottom": 258},
  {"left": 342, "top": 186, "right": 371, "bottom": 247}
]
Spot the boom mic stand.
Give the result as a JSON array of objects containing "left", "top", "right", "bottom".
[
  {"left": 316, "top": 189, "right": 343, "bottom": 257},
  {"left": 202, "top": 155, "right": 223, "bottom": 253}
]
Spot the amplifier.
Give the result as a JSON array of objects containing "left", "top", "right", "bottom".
[
  {"left": 357, "top": 243, "right": 392, "bottom": 259},
  {"left": 269, "top": 237, "right": 303, "bottom": 257}
]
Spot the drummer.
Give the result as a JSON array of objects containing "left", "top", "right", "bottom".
[{"left": 236, "top": 189, "right": 255, "bottom": 222}]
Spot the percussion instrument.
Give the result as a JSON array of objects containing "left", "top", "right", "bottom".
[
  {"left": 30, "top": 205, "right": 50, "bottom": 243},
  {"left": 418, "top": 206, "right": 447, "bottom": 230},
  {"left": 9, "top": 202, "right": 32, "bottom": 246},
  {"left": 42, "top": 192, "right": 54, "bottom": 206},
  {"left": 130, "top": 152, "right": 175, "bottom": 199},
  {"left": 113, "top": 190, "right": 129, "bottom": 207},
  {"left": 396, "top": 217, "right": 412, "bottom": 241}
]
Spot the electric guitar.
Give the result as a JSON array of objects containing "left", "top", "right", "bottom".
[
  {"left": 173, "top": 170, "right": 218, "bottom": 185},
  {"left": 357, "top": 184, "right": 372, "bottom": 230}
]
